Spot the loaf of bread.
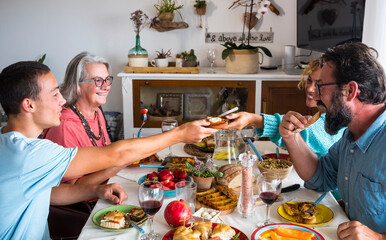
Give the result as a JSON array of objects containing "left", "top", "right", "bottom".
[{"left": 216, "top": 164, "right": 242, "bottom": 188}]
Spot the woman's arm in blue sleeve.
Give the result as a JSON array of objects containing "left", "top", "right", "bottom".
[
  {"left": 256, "top": 113, "right": 345, "bottom": 157},
  {"left": 255, "top": 113, "right": 286, "bottom": 148}
]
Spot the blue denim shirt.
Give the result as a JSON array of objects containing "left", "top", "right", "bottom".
[{"left": 305, "top": 110, "right": 386, "bottom": 233}]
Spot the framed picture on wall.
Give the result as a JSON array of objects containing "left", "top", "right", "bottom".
[
  {"left": 184, "top": 93, "right": 210, "bottom": 120},
  {"left": 157, "top": 93, "right": 183, "bottom": 114}
]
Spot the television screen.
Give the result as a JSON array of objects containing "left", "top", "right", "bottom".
[{"left": 297, "top": 0, "right": 366, "bottom": 52}]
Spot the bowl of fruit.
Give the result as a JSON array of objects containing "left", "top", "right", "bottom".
[{"left": 138, "top": 169, "right": 191, "bottom": 198}]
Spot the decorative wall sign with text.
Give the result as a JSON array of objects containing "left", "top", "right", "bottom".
[{"left": 205, "top": 32, "right": 273, "bottom": 43}]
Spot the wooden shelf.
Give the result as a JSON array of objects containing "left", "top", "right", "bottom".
[{"left": 124, "top": 62, "right": 199, "bottom": 74}]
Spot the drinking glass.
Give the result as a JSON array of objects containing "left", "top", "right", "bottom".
[
  {"left": 161, "top": 119, "right": 178, "bottom": 157},
  {"left": 138, "top": 181, "right": 164, "bottom": 240},
  {"left": 207, "top": 49, "right": 217, "bottom": 73},
  {"left": 176, "top": 181, "right": 197, "bottom": 214},
  {"left": 240, "top": 126, "right": 257, "bottom": 153},
  {"left": 256, "top": 172, "right": 282, "bottom": 227}
]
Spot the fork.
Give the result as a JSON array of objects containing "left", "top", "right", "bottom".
[{"left": 127, "top": 219, "right": 145, "bottom": 234}]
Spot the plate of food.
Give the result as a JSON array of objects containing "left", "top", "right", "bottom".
[
  {"left": 162, "top": 222, "right": 248, "bottom": 240},
  {"left": 138, "top": 169, "right": 191, "bottom": 198},
  {"left": 278, "top": 201, "right": 334, "bottom": 226},
  {"left": 128, "top": 153, "right": 161, "bottom": 167},
  {"left": 161, "top": 156, "right": 196, "bottom": 172},
  {"left": 92, "top": 205, "right": 147, "bottom": 231},
  {"left": 191, "top": 135, "right": 215, "bottom": 153},
  {"left": 251, "top": 223, "right": 324, "bottom": 240}
]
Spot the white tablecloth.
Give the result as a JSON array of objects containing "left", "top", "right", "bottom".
[{"left": 78, "top": 142, "right": 349, "bottom": 240}]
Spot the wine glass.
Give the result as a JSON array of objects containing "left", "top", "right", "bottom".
[
  {"left": 138, "top": 181, "right": 164, "bottom": 240},
  {"left": 161, "top": 119, "right": 178, "bottom": 157},
  {"left": 240, "top": 126, "right": 257, "bottom": 153},
  {"left": 256, "top": 172, "right": 282, "bottom": 227},
  {"left": 207, "top": 49, "right": 217, "bottom": 73}
]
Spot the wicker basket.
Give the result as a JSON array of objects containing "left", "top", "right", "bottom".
[{"left": 257, "top": 159, "right": 293, "bottom": 180}]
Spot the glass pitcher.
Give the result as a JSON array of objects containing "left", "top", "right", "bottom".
[{"left": 212, "top": 129, "right": 239, "bottom": 165}]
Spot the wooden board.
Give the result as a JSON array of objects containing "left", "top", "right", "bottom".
[
  {"left": 195, "top": 200, "right": 236, "bottom": 216},
  {"left": 184, "top": 144, "right": 212, "bottom": 159},
  {"left": 124, "top": 62, "right": 199, "bottom": 74}
]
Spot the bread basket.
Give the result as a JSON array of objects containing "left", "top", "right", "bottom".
[{"left": 257, "top": 156, "right": 293, "bottom": 180}]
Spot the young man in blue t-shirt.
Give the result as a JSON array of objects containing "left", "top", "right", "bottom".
[{"left": 0, "top": 61, "right": 217, "bottom": 239}]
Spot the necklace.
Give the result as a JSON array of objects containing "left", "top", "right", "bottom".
[{"left": 69, "top": 104, "right": 107, "bottom": 147}]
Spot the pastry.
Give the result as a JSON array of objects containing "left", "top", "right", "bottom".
[
  {"left": 283, "top": 202, "right": 299, "bottom": 216},
  {"left": 301, "top": 212, "right": 317, "bottom": 224},
  {"left": 192, "top": 221, "right": 212, "bottom": 240},
  {"left": 298, "top": 202, "right": 314, "bottom": 214},
  {"left": 127, "top": 207, "right": 146, "bottom": 221},
  {"left": 100, "top": 210, "right": 125, "bottom": 229},
  {"left": 294, "top": 111, "right": 321, "bottom": 133},
  {"left": 211, "top": 223, "right": 236, "bottom": 240},
  {"left": 173, "top": 226, "right": 201, "bottom": 240}
]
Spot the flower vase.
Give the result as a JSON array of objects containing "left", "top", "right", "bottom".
[
  {"left": 192, "top": 175, "right": 213, "bottom": 191},
  {"left": 128, "top": 34, "right": 148, "bottom": 67}
]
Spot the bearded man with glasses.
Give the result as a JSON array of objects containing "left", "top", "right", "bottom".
[{"left": 279, "top": 42, "right": 386, "bottom": 239}]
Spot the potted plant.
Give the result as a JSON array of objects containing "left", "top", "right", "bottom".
[
  {"left": 156, "top": 49, "right": 171, "bottom": 59},
  {"left": 175, "top": 53, "right": 183, "bottom": 67},
  {"left": 194, "top": 0, "right": 207, "bottom": 15},
  {"left": 154, "top": 0, "right": 184, "bottom": 22},
  {"left": 221, "top": 0, "right": 272, "bottom": 74},
  {"left": 151, "top": 49, "right": 171, "bottom": 67},
  {"left": 181, "top": 49, "right": 197, "bottom": 67},
  {"left": 186, "top": 157, "right": 223, "bottom": 190}
]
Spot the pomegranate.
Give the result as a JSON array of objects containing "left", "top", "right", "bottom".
[{"left": 164, "top": 199, "right": 191, "bottom": 228}]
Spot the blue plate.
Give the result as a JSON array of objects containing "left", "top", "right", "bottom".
[
  {"left": 251, "top": 223, "right": 325, "bottom": 240},
  {"left": 138, "top": 175, "right": 191, "bottom": 198}
]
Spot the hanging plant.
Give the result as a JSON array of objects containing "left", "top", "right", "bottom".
[{"left": 194, "top": 0, "right": 207, "bottom": 15}]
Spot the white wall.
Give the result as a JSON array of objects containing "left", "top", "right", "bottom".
[
  {"left": 0, "top": 0, "right": 384, "bottom": 113},
  {"left": 362, "top": 0, "right": 386, "bottom": 68},
  {"left": 0, "top": 0, "right": 299, "bottom": 113}
]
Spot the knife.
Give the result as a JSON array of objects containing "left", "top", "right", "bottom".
[
  {"left": 281, "top": 184, "right": 300, "bottom": 193},
  {"left": 218, "top": 106, "right": 239, "bottom": 117},
  {"left": 313, "top": 191, "right": 328, "bottom": 206},
  {"left": 127, "top": 219, "right": 145, "bottom": 234},
  {"left": 139, "top": 164, "right": 171, "bottom": 168}
]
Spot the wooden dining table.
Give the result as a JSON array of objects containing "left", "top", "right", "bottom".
[{"left": 78, "top": 141, "right": 349, "bottom": 240}]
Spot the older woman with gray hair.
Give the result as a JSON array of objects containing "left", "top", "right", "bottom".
[{"left": 43, "top": 52, "right": 126, "bottom": 238}]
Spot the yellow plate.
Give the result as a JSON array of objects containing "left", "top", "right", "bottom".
[{"left": 278, "top": 201, "right": 334, "bottom": 227}]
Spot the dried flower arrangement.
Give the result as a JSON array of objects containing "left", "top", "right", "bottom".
[{"left": 130, "top": 10, "right": 149, "bottom": 35}]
